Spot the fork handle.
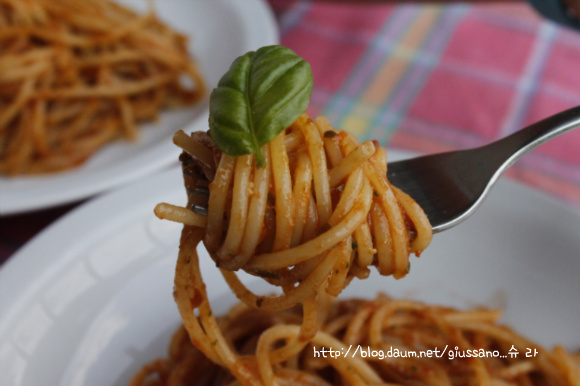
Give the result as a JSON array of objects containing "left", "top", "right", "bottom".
[{"left": 483, "top": 105, "right": 580, "bottom": 172}]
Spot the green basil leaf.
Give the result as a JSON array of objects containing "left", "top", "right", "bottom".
[{"left": 208, "top": 45, "right": 313, "bottom": 166}]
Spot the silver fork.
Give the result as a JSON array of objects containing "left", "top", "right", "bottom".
[{"left": 387, "top": 105, "right": 580, "bottom": 233}]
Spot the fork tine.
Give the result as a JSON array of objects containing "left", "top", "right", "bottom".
[
  {"left": 387, "top": 104, "right": 580, "bottom": 233},
  {"left": 192, "top": 185, "right": 209, "bottom": 196},
  {"left": 191, "top": 203, "right": 209, "bottom": 216}
]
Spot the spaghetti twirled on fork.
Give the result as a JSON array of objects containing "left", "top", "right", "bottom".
[{"left": 151, "top": 113, "right": 433, "bottom": 385}]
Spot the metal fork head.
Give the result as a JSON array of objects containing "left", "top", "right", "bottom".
[
  {"left": 387, "top": 105, "right": 580, "bottom": 233},
  {"left": 387, "top": 149, "right": 491, "bottom": 233}
]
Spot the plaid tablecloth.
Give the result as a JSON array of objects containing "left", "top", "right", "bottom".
[
  {"left": 270, "top": 0, "right": 580, "bottom": 207},
  {"left": 1, "top": 1, "right": 579, "bottom": 263}
]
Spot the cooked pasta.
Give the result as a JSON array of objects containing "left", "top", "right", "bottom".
[
  {"left": 150, "top": 113, "right": 433, "bottom": 386},
  {"left": 130, "top": 294, "right": 580, "bottom": 386},
  {"left": 0, "top": 0, "right": 204, "bottom": 175},
  {"left": 141, "top": 113, "right": 580, "bottom": 386}
]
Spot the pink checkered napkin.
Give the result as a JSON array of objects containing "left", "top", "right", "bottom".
[{"left": 269, "top": 1, "right": 580, "bottom": 208}]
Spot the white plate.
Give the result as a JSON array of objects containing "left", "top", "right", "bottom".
[
  {"left": 1, "top": 151, "right": 579, "bottom": 386},
  {"left": 0, "top": 0, "right": 278, "bottom": 216}
]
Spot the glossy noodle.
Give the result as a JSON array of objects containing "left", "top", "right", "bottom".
[{"left": 131, "top": 294, "right": 580, "bottom": 386}]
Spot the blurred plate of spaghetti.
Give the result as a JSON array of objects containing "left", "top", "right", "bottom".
[
  {"left": 0, "top": 151, "right": 578, "bottom": 386},
  {"left": 0, "top": 0, "right": 278, "bottom": 215}
]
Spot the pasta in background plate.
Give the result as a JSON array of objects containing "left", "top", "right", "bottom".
[
  {"left": 131, "top": 293, "right": 580, "bottom": 386},
  {"left": 0, "top": 0, "right": 204, "bottom": 175}
]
